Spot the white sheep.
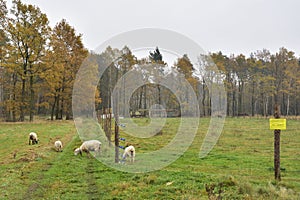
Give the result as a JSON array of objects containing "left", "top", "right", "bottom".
[
  {"left": 74, "top": 140, "right": 101, "bottom": 156},
  {"left": 122, "top": 145, "right": 135, "bottom": 163},
  {"left": 54, "top": 140, "right": 63, "bottom": 152},
  {"left": 28, "top": 132, "right": 39, "bottom": 145}
]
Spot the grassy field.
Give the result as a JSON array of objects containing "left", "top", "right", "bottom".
[{"left": 0, "top": 117, "right": 299, "bottom": 199}]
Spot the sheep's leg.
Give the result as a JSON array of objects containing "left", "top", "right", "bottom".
[
  {"left": 130, "top": 151, "right": 134, "bottom": 163},
  {"left": 94, "top": 150, "right": 100, "bottom": 158},
  {"left": 87, "top": 152, "right": 91, "bottom": 158},
  {"left": 29, "top": 137, "right": 33, "bottom": 145},
  {"left": 96, "top": 147, "right": 101, "bottom": 157}
]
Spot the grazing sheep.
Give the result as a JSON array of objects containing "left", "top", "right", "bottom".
[
  {"left": 28, "top": 132, "right": 39, "bottom": 145},
  {"left": 54, "top": 140, "right": 63, "bottom": 152},
  {"left": 122, "top": 145, "right": 135, "bottom": 163},
  {"left": 74, "top": 140, "right": 101, "bottom": 156}
]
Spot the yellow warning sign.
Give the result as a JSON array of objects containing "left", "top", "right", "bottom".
[{"left": 270, "top": 119, "right": 286, "bottom": 130}]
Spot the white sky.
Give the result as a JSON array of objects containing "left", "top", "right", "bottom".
[{"left": 17, "top": 0, "right": 300, "bottom": 57}]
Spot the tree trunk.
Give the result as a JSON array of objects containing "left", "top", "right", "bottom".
[
  {"left": 138, "top": 86, "right": 143, "bottom": 111},
  {"left": 260, "top": 93, "right": 264, "bottom": 116},
  {"left": 202, "top": 80, "right": 206, "bottom": 116},
  {"left": 20, "top": 78, "right": 26, "bottom": 122},
  {"left": 226, "top": 81, "right": 231, "bottom": 117},
  {"left": 286, "top": 94, "right": 290, "bottom": 116},
  {"left": 66, "top": 111, "right": 71, "bottom": 120},
  {"left": 232, "top": 82, "right": 236, "bottom": 116},
  {"left": 29, "top": 74, "right": 34, "bottom": 122},
  {"left": 11, "top": 73, "right": 17, "bottom": 122},
  {"left": 265, "top": 96, "right": 269, "bottom": 117},
  {"left": 51, "top": 95, "right": 57, "bottom": 120},
  {"left": 143, "top": 85, "right": 147, "bottom": 116},
  {"left": 65, "top": 100, "right": 73, "bottom": 120},
  {"left": 251, "top": 82, "right": 255, "bottom": 116},
  {"left": 55, "top": 94, "right": 60, "bottom": 120},
  {"left": 238, "top": 81, "right": 243, "bottom": 115},
  {"left": 60, "top": 96, "right": 64, "bottom": 120},
  {"left": 157, "top": 85, "right": 161, "bottom": 105}
]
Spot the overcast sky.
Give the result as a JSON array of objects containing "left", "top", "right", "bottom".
[{"left": 19, "top": 0, "right": 300, "bottom": 57}]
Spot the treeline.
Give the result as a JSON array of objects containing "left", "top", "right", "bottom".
[
  {"left": 1, "top": 0, "right": 300, "bottom": 122},
  {"left": 95, "top": 46, "right": 300, "bottom": 118},
  {"left": 94, "top": 46, "right": 193, "bottom": 118},
  {"left": 208, "top": 49, "right": 300, "bottom": 117}
]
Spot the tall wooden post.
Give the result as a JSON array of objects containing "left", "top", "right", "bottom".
[
  {"left": 274, "top": 104, "right": 281, "bottom": 181},
  {"left": 115, "top": 113, "right": 119, "bottom": 163},
  {"left": 108, "top": 108, "right": 112, "bottom": 147}
]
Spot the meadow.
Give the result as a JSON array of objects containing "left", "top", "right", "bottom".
[{"left": 0, "top": 117, "right": 299, "bottom": 199}]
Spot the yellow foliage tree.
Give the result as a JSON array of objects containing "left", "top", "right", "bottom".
[{"left": 44, "top": 19, "right": 88, "bottom": 120}]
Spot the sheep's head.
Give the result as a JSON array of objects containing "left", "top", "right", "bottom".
[{"left": 74, "top": 148, "right": 81, "bottom": 156}]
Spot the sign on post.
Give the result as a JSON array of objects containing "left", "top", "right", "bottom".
[{"left": 270, "top": 119, "right": 286, "bottom": 130}]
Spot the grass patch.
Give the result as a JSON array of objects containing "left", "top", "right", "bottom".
[{"left": 0, "top": 117, "right": 299, "bottom": 199}]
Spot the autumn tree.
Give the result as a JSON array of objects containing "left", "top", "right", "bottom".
[
  {"left": 0, "top": 0, "right": 7, "bottom": 45},
  {"left": 45, "top": 19, "right": 88, "bottom": 120},
  {"left": 3, "top": 0, "right": 50, "bottom": 121},
  {"left": 283, "top": 52, "right": 299, "bottom": 115},
  {"left": 117, "top": 46, "right": 137, "bottom": 116},
  {"left": 173, "top": 54, "right": 199, "bottom": 116},
  {"left": 234, "top": 54, "right": 249, "bottom": 115},
  {"left": 210, "top": 52, "right": 235, "bottom": 116},
  {"left": 0, "top": 0, "right": 7, "bottom": 119},
  {"left": 247, "top": 54, "right": 262, "bottom": 116},
  {"left": 97, "top": 46, "right": 122, "bottom": 110},
  {"left": 270, "top": 47, "right": 299, "bottom": 116}
]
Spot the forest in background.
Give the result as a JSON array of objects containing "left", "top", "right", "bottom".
[{"left": 0, "top": 0, "right": 300, "bottom": 122}]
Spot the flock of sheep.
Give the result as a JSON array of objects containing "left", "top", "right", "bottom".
[{"left": 28, "top": 132, "right": 135, "bottom": 163}]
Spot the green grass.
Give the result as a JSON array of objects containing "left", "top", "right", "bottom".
[{"left": 0, "top": 117, "right": 299, "bottom": 199}]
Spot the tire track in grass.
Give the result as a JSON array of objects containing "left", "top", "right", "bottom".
[
  {"left": 86, "top": 157, "right": 102, "bottom": 200},
  {"left": 41, "top": 133, "right": 86, "bottom": 199},
  {"left": 22, "top": 159, "right": 53, "bottom": 199},
  {"left": 22, "top": 127, "right": 77, "bottom": 200}
]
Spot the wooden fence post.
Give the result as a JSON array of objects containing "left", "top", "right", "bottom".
[
  {"left": 115, "top": 115, "right": 119, "bottom": 163},
  {"left": 274, "top": 104, "right": 281, "bottom": 181}
]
